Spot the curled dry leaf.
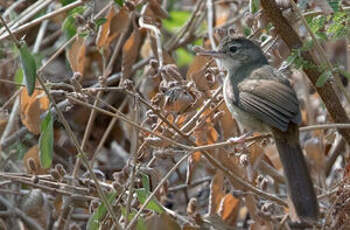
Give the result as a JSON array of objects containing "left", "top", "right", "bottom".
[
  {"left": 304, "top": 132, "right": 326, "bottom": 175},
  {"left": 96, "top": 5, "right": 130, "bottom": 49},
  {"left": 20, "top": 189, "right": 50, "bottom": 229},
  {"left": 20, "top": 88, "right": 49, "bottom": 135},
  {"left": 149, "top": 0, "right": 169, "bottom": 19},
  {"left": 122, "top": 28, "right": 147, "bottom": 80},
  {"left": 67, "top": 36, "right": 87, "bottom": 75},
  {"left": 163, "top": 86, "right": 195, "bottom": 114},
  {"left": 187, "top": 56, "right": 216, "bottom": 91},
  {"left": 145, "top": 213, "right": 181, "bottom": 230},
  {"left": 208, "top": 171, "right": 225, "bottom": 216},
  {"left": 23, "top": 145, "right": 49, "bottom": 174},
  {"left": 218, "top": 193, "right": 240, "bottom": 225}
]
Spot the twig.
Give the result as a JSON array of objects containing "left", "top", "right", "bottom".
[
  {"left": 125, "top": 152, "right": 192, "bottom": 230},
  {"left": 139, "top": 4, "right": 163, "bottom": 69},
  {"left": 207, "top": 0, "right": 216, "bottom": 50},
  {"left": 288, "top": 0, "right": 350, "bottom": 105},
  {"left": 0, "top": 195, "right": 44, "bottom": 230},
  {"left": 0, "top": 0, "right": 84, "bottom": 41},
  {"left": 33, "top": 3, "right": 53, "bottom": 53},
  {"left": 0, "top": 58, "right": 149, "bottom": 151},
  {"left": 0, "top": 15, "right": 20, "bottom": 46}
]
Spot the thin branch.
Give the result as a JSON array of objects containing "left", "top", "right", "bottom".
[
  {"left": 125, "top": 152, "right": 192, "bottom": 229},
  {"left": 139, "top": 4, "right": 164, "bottom": 69},
  {"left": 0, "top": 0, "right": 84, "bottom": 41}
]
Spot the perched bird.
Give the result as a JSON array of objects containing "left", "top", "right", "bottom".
[{"left": 198, "top": 36, "right": 319, "bottom": 221}]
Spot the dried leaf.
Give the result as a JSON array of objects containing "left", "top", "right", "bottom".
[
  {"left": 23, "top": 145, "right": 49, "bottom": 174},
  {"left": 208, "top": 171, "right": 225, "bottom": 216},
  {"left": 20, "top": 88, "right": 49, "bottom": 135},
  {"left": 187, "top": 56, "right": 214, "bottom": 91},
  {"left": 122, "top": 28, "right": 146, "bottom": 79},
  {"left": 67, "top": 36, "right": 87, "bottom": 75},
  {"left": 145, "top": 213, "right": 181, "bottom": 230},
  {"left": 163, "top": 87, "right": 195, "bottom": 114},
  {"left": 218, "top": 194, "right": 240, "bottom": 225}
]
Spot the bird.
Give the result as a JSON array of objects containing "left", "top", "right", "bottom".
[{"left": 197, "top": 36, "right": 319, "bottom": 221}]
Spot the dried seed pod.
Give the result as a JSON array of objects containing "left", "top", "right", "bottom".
[
  {"left": 187, "top": 198, "right": 198, "bottom": 216},
  {"left": 50, "top": 168, "right": 61, "bottom": 181}
]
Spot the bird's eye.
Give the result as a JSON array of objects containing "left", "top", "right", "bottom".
[{"left": 229, "top": 45, "right": 238, "bottom": 53}]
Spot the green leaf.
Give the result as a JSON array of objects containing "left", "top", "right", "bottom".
[
  {"left": 338, "top": 68, "right": 350, "bottom": 79},
  {"left": 114, "top": 0, "right": 124, "bottom": 6},
  {"left": 163, "top": 11, "right": 191, "bottom": 33},
  {"left": 328, "top": 0, "right": 340, "bottom": 12},
  {"left": 87, "top": 191, "right": 118, "bottom": 230},
  {"left": 135, "top": 188, "right": 164, "bottom": 214},
  {"left": 19, "top": 43, "right": 36, "bottom": 96},
  {"left": 316, "top": 70, "right": 332, "bottom": 87},
  {"left": 250, "top": 0, "right": 260, "bottom": 14},
  {"left": 39, "top": 111, "right": 54, "bottom": 169},
  {"left": 60, "top": 0, "right": 77, "bottom": 6},
  {"left": 62, "top": 15, "right": 77, "bottom": 39},
  {"left": 120, "top": 207, "right": 146, "bottom": 230},
  {"left": 95, "top": 18, "right": 107, "bottom": 27},
  {"left": 140, "top": 172, "right": 150, "bottom": 192},
  {"left": 14, "top": 68, "right": 23, "bottom": 88}
]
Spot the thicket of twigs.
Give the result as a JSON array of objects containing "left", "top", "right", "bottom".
[{"left": 1, "top": 0, "right": 350, "bottom": 229}]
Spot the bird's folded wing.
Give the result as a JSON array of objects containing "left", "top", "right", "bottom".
[{"left": 237, "top": 77, "right": 301, "bottom": 132}]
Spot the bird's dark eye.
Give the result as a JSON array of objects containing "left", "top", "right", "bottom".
[{"left": 229, "top": 45, "right": 238, "bottom": 53}]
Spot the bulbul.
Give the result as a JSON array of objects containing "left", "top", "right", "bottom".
[{"left": 198, "top": 36, "right": 319, "bottom": 221}]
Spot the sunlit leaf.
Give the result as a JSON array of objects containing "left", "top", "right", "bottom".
[
  {"left": 135, "top": 188, "right": 164, "bottom": 214},
  {"left": 39, "top": 111, "right": 54, "bottom": 169},
  {"left": 140, "top": 172, "right": 151, "bottom": 192},
  {"left": 15, "top": 68, "right": 23, "bottom": 88}
]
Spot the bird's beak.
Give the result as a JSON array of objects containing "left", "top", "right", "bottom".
[{"left": 194, "top": 47, "right": 225, "bottom": 59}]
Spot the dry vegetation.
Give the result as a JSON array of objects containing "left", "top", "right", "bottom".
[{"left": 1, "top": 0, "right": 350, "bottom": 229}]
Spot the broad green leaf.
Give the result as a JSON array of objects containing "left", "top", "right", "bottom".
[
  {"left": 114, "top": 0, "right": 124, "bottom": 6},
  {"left": 19, "top": 43, "right": 36, "bottom": 96},
  {"left": 250, "top": 0, "right": 260, "bottom": 14},
  {"left": 62, "top": 15, "right": 77, "bottom": 39},
  {"left": 135, "top": 188, "right": 164, "bottom": 214},
  {"left": 39, "top": 111, "right": 54, "bottom": 169},
  {"left": 87, "top": 191, "right": 118, "bottom": 230},
  {"left": 316, "top": 70, "right": 332, "bottom": 87},
  {"left": 140, "top": 172, "right": 150, "bottom": 192},
  {"left": 163, "top": 11, "right": 191, "bottom": 33}
]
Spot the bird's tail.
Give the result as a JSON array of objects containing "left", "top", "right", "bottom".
[{"left": 271, "top": 124, "right": 319, "bottom": 221}]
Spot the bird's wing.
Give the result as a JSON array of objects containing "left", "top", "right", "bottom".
[{"left": 236, "top": 67, "right": 301, "bottom": 132}]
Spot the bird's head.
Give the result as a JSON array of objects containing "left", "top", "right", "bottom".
[{"left": 197, "top": 36, "right": 267, "bottom": 72}]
